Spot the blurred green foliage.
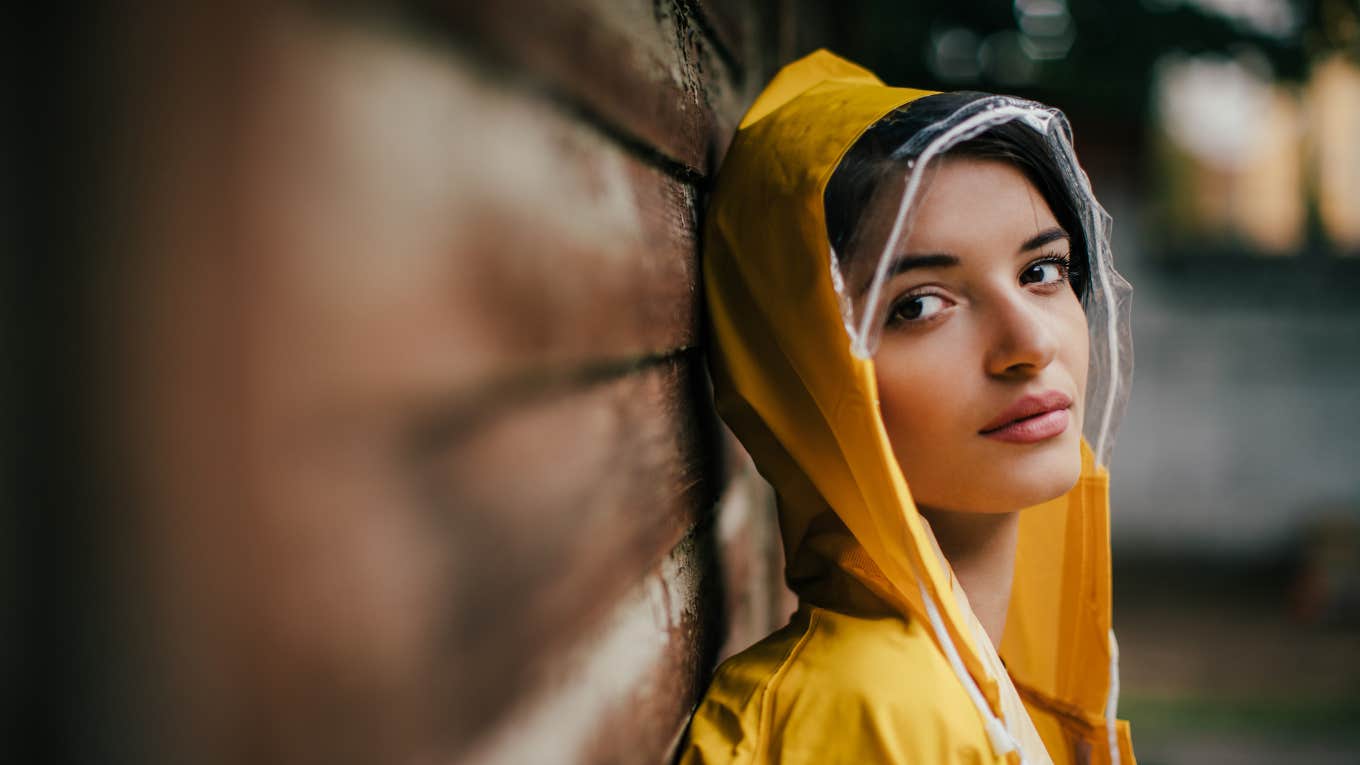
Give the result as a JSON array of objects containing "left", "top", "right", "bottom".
[{"left": 1121, "top": 694, "right": 1360, "bottom": 739}]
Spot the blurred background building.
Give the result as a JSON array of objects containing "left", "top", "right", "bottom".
[
  {"left": 845, "top": 3, "right": 1360, "bottom": 763},
  {"left": 13, "top": 2, "right": 1358, "bottom": 764},
  {"left": 826, "top": 3, "right": 1360, "bottom": 762}
]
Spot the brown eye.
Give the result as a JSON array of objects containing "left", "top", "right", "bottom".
[
  {"left": 887, "top": 294, "right": 948, "bottom": 326},
  {"left": 1021, "top": 258, "right": 1069, "bottom": 286}
]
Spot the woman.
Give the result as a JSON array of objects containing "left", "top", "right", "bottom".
[{"left": 679, "top": 51, "right": 1134, "bottom": 764}]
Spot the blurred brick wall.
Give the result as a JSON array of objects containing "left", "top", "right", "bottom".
[{"left": 79, "top": 2, "right": 837, "bottom": 764}]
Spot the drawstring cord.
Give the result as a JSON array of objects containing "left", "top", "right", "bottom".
[
  {"left": 917, "top": 580, "right": 1026, "bottom": 763},
  {"left": 915, "top": 582, "right": 1121, "bottom": 765}
]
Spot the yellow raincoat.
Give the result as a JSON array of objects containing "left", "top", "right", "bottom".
[{"left": 679, "top": 51, "right": 1136, "bottom": 764}]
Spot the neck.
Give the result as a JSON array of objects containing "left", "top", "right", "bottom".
[{"left": 918, "top": 508, "right": 1021, "bottom": 650}]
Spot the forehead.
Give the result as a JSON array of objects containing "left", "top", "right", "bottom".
[{"left": 904, "top": 157, "right": 1059, "bottom": 252}]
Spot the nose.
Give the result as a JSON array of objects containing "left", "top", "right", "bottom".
[{"left": 983, "top": 293, "right": 1060, "bottom": 378}]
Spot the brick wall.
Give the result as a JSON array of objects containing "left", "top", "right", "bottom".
[{"left": 74, "top": 3, "right": 834, "bottom": 763}]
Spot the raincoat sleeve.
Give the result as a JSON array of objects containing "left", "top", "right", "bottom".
[{"left": 680, "top": 606, "right": 1013, "bottom": 765}]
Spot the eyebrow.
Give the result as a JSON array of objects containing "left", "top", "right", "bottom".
[
  {"left": 1020, "top": 226, "right": 1069, "bottom": 251},
  {"left": 884, "top": 253, "right": 960, "bottom": 279},
  {"left": 883, "top": 226, "right": 1070, "bottom": 281}
]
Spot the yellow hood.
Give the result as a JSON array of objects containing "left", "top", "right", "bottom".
[{"left": 697, "top": 50, "right": 1133, "bottom": 763}]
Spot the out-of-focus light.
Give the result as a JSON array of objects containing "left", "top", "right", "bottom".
[
  {"left": 1155, "top": 51, "right": 1274, "bottom": 169},
  {"left": 1141, "top": 0, "right": 1300, "bottom": 39},
  {"left": 1017, "top": 28, "right": 1074, "bottom": 61},
  {"left": 980, "top": 30, "right": 1040, "bottom": 86},
  {"left": 1155, "top": 49, "right": 1306, "bottom": 253},
  {"left": 1308, "top": 55, "right": 1360, "bottom": 250},
  {"left": 927, "top": 27, "right": 982, "bottom": 83},
  {"left": 1235, "top": 88, "right": 1305, "bottom": 253},
  {"left": 1013, "top": 0, "right": 1075, "bottom": 61},
  {"left": 1014, "top": 0, "right": 1071, "bottom": 38}
]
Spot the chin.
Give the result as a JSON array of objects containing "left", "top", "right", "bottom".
[
  {"left": 984, "top": 434, "right": 1084, "bottom": 510},
  {"left": 897, "top": 424, "right": 1087, "bottom": 514},
  {"left": 914, "top": 433, "right": 1083, "bottom": 513}
]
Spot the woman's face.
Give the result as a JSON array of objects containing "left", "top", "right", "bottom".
[{"left": 872, "top": 156, "right": 1089, "bottom": 513}]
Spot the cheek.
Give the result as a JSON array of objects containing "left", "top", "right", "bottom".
[
  {"left": 873, "top": 339, "right": 974, "bottom": 444},
  {"left": 875, "top": 368, "right": 926, "bottom": 440},
  {"left": 1060, "top": 300, "right": 1091, "bottom": 402}
]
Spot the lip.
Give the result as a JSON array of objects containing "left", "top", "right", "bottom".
[{"left": 979, "top": 390, "right": 1074, "bottom": 444}]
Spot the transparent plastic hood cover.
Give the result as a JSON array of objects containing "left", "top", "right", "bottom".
[{"left": 825, "top": 94, "right": 1133, "bottom": 466}]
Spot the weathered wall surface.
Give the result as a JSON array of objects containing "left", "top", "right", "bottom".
[{"left": 80, "top": 3, "right": 834, "bottom": 763}]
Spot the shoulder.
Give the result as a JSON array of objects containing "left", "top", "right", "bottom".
[{"left": 680, "top": 605, "right": 1002, "bottom": 765}]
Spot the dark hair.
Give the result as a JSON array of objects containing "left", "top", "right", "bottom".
[{"left": 824, "top": 92, "right": 1089, "bottom": 300}]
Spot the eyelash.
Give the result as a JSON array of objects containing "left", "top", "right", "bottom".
[
  {"left": 883, "top": 251, "right": 1075, "bottom": 329},
  {"left": 1022, "top": 251, "right": 1074, "bottom": 287}
]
